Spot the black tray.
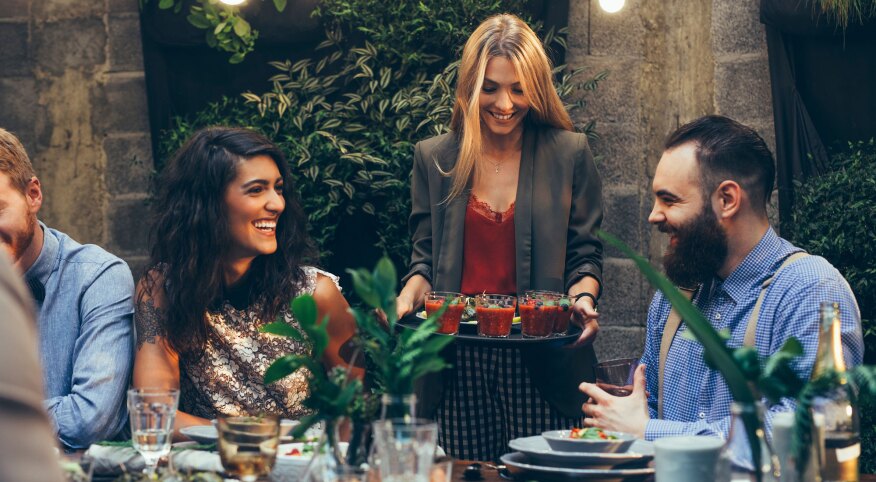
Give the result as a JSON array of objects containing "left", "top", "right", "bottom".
[{"left": 397, "top": 314, "right": 583, "bottom": 348}]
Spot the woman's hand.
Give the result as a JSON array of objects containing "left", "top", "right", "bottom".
[
  {"left": 569, "top": 295, "right": 599, "bottom": 347},
  {"left": 395, "top": 274, "right": 432, "bottom": 320}
]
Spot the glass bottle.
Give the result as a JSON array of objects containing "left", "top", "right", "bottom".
[
  {"left": 811, "top": 302, "right": 860, "bottom": 482},
  {"left": 722, "top": 402, "right": 781, "bottom": 482},
  {"left": 380, "top": 393, "right": 417, "bottom": 422}
]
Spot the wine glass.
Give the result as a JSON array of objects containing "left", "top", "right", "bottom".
[
  {"left": 217, "top": 415, "right": 280, "bottom": 482},
  {"left": 127, "top": 388, "right": 179, "bottom": 478}
]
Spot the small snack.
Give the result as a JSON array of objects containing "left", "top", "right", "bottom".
[{"left": 568, "top": 427, "right": 618, "bottom": 440}]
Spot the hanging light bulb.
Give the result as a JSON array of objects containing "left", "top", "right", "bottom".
[
  {"left": 219, "top": 0, "right": 246, "bottom": 5},
  {"left": 598, "top": 0, "right": 625, "bottom": 13}
]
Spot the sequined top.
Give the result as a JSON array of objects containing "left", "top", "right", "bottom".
[{"left": 178, "top": 266, "right": 338, "bottom": 419}]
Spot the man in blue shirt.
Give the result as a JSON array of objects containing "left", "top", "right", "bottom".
[
  {"left": 0, "top": 128, "right": 134, "bottom": 449},
  {"left": 579, "top": 115, "right": 863, "bottom": 440}
]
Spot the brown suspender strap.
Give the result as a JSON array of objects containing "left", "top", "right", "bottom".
[
  {"left": 743, "top": 251, "right": 809, "bottom": 347},
  {"left": 657, "top": 251, "right": 808, "bottom": 420},
  {"left": 658, "top": 288, "right": 694, "bottom": 420}
]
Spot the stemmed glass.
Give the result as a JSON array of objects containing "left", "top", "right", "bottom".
[{"left": 127, "top": 388, "right": 179, "bottom": 478}]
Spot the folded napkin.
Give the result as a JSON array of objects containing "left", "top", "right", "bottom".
[{"left": 85, "top": 444, "right": 223, "bottom": 476}]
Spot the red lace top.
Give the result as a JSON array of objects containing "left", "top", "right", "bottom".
[{"left": 460, "top": 193, "right": 517, "bottom": 295}]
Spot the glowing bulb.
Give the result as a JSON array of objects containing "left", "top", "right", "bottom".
[
  {"left": 219, "top": 0, "right": 246, "bottom": 5},
  {"left": 598, "top": 0, "right": 625, "bottom": 13}
]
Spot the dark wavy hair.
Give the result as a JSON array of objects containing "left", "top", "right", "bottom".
[{"left": 143, "top": 127, "right": 316, "bottom": 355}]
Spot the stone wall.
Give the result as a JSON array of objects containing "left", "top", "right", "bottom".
[
  {"left": 0, "top": 0, "right": 152, "bottom": 278},
  {"left": 566, "top": 0, "right": 774, "bottom": 361}
]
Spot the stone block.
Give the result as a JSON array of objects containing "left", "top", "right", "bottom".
[
  {"left": 107, "top": 196, "right": 152, "bottom": 255},
  {"left": 94, "top": 74, "right": 150, "bottom": 134},
  {"left": 564, "top": 55, "right": 641, "bottom": 125},
  {"left": 33, "top": 18, "right": 106, "bottom": 75},
  {"left": 712, "top": 0, "right": 766, "bottom": 55},
  {"left": 0, "top": 77, "right": 37, "bottom": 148},
  {"left": 0, "top": 22, "right": 30, "bottom": 77},
  {"left": 714, "top": 55, "right": 773, "bottom": 122},
  {"left": 589, "top": 1, "right": 644, "bottom": 58},
  {"left": 587, "top": 121, "right": 644, "bottom": 185},
  {"left": 32, "top": 0, "right": 103, "bottom": 21},
  {"left": 599, "top": 257, "right": 647, "bottom": 327},
  {"left": 0, "top": 0, "right": 28, "bottom": 19},
  {"left": 566, "top": 0, "right": 590, "bottom": 53},
  {"left": 601, "top": 184, "right": 644, "bottom": 256},
  {"left": 108, "top": 0, "right": 140, "bottom": 14},
  {"left": 103, "top": 134, "right": 154, "bottom": 196},
  {"left": 108, "top": 15, "right": 144, "bottom": 72},
  {"left": 594, "top": 326, "right": 646, "bottom": 362}
]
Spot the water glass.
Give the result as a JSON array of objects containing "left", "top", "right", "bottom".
[
  {"left": 519, "top": 290, "right": 562, "bottom": 338},
  {"left": 594, "top": 358, "right": 640, "bottom": 397},
  {"left": 127, "top": 388, "right": 179, "bottom": 477},
  {"left": 474, "top": 293, "right": 516, "bottom": 338},
  {"left": 371, "top": 418, "right": 438, "bottom": 482},
  {"left": 217, "top": 415, "right": 280, "bottom": 482}
]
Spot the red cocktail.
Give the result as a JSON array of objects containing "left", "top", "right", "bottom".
[
  {"left": 519, "top": 291, "right": 561, "bottom": 338},
  {"left": 554, "top": 295, "right": 572, "bottom": 334},
  {"left": 475, "top": 294, "right": 516, "bottom": 338},
  {"left": 424, "top": 291, "right": 466, "bottom": 335}
]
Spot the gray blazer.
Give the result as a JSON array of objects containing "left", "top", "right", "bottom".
[{"left": 405, "top": 124, "right": 604, "bottom": 418}]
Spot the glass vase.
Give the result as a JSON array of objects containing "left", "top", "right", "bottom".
[
  {"left": 721, "top": 402, "right": 781, "bottom": 482},
  {"left": 302, "top": 419, "right": 367, "bottom": 482},
  {"left": 380, "top": 393, "right": 417, "bottom": 422}
]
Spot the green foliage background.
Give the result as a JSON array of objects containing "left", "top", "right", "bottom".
[
  {"left": 159, "top": 0, "right": 606, "bottom": 277},
  {"left": 785, "top": 138, "right": 876, "bottom": 473}
]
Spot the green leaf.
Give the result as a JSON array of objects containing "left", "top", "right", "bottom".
[
  {"left": 291, "top": 295, "right": 318, "bottom": 327},
  {"left": 233, "top": 17, "right": 251, "bottom": 37},
  {"left": 187, "top": 14, "right": 211, "bottom": 29},
  {"left": 273, "top": 0, "right": 287, "bottom": 12},
  {"left": 264, "top": 354, "right": 310, "bottom": 384},
  {"left": 259, "top": 321, "right": 305, "bottom": 342},
  {"left": 158, "top": 0, "right": 174, "bottom": 9}
]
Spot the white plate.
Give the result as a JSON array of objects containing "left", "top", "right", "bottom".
[
  {"left": 180, "top": 425, "right": 218, "bottom": 444},
  {"left": 501, "top": 452, "right": 655, "bottom": 480},
  {"left": 508, "top": 436, "right": 653, "bottom": 468}
]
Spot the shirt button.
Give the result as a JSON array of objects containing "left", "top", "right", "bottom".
[
  {"left": 714, "top": 313, "right": 721, "bottom": 320},
  {"left": 699, "top": 412, "right": 706, "bottom": 419}
]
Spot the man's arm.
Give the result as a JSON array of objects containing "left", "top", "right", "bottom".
[{"left": 43, "top": 259, "right": 135, "bottom": 449}]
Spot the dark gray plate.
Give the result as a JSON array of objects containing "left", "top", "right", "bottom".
[{"left": 399, "top": 314, "right": 582, "bottom": 347}]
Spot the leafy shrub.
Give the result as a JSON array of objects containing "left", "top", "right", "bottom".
[
  {"left": 160, "top": 0, "right": 607, "bottom": 277},
  {"left": 785, "top": 138, "right": 876, "bottom": 472}
]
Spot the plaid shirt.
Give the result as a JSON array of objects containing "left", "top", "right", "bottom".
[{"left": 640, "top": 228, "right": 864, "bottom": 441}]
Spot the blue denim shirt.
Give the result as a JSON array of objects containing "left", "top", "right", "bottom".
[{"left": 25, "top": 222, "right": 135, "bottom": 449}]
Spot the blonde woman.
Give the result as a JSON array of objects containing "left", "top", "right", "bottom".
[{"left": 396, "top": 14, "right": 604, "bottom": 460}]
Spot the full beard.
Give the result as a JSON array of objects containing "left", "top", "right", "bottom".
[
  {"left": 660, "top": 205, "right": 728, "bottom": 289},
  {"left": 0, "top": 214, "right": 36, "bottom": 263}
]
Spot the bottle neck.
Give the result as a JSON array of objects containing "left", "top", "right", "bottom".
[{"left": 813, "top": 306, "right": 847, "bottom": 378}]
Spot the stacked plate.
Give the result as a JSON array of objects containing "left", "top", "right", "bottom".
[{"left": 502, "top": 430, "right": 655, "bottom": 481}]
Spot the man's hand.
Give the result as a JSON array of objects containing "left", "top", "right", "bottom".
[
  {"left": 569, "top": 295, "right": 599, "bottom": 347},
  {"left": 579, "top": 364, "right": 649, "bottom": 438}
]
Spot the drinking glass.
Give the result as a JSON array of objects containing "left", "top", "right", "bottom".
[
  {"left": 127, "top": 388, "right": 179, "bottom": 478},
  {"left": 594, "top": 358, "right": 640, "bottom": 397},
  {"left": 424, "top": 291, "right": 466, "bottom": 335},
  {"left": 217, "top": 415, "right": 280, "bottom": 482},
  {"left": 371, "top": 418, "right": 438, "bottom": 482},
  {"left": 474, "top": 293, "right": 516, "bottom": 338},
  {"left": 519, "top": 290, "right": 562, "bottom": 338}
]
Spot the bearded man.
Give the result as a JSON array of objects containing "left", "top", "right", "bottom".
[
  {"left": 579, "top": 115, "right": 863, "bottom": 440},
  {"left": 0, "top": 128, "right": 134, "bottom": 449}
]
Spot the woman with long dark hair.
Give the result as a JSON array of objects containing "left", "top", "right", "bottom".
[{"left": 132, "top": 127, "right": 359, "bottom": 433}]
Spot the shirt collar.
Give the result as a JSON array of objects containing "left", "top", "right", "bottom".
[
  {"left": 718, "top": 228, "right": 792, "bottom": 302},
  {"left": 23, "top": 221, "right": 58, "bottom": 299}
]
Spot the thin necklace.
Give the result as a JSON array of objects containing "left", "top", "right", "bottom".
[{"left": 486, "top": 157, "right": 503, "bottom": 173}]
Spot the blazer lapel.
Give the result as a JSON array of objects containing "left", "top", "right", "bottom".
[
  {"left": 437, "top": 193, "right": 467, "bottom": 291},
  {"left": 514, "top": 127, "right": 536, "bottom": 294}
]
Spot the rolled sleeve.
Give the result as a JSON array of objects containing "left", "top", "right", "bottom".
[{"left": 45, "top": 259, "right": 134, "bottom": 449}]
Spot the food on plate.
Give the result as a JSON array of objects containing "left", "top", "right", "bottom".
[{"left": 568, "top": 427, "right": 618, "bottom": 440}]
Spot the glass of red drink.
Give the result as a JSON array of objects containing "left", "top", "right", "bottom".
[
  {"left": 424, "top": 291, "right": 466, "bottom": 335},
  {"left": 474, "top": 294, "right": 516, "bottom": 338},
  {"left": 553, "top": 294, "right": 573, "bottom": 335},
  {"left": 519, "top": 290, "right": 562, "bottom": 338}
]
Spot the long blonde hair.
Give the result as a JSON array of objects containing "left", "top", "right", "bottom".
[{"left": 444, "top": 14, "right": 573, "bottom": 202}]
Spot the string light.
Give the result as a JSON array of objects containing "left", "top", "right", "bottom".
[
  {"left": 598, "top": 0, "right": 625, "bottom": 13},
  {"left": 219, "top": 0, "right": 247, "bottom": 5}
]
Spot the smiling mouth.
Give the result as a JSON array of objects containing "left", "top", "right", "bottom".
[
  {"left": 253, "top": 219, "right": 277, "bottom": 234},
  {"left": 490, "top": 111, "right": 515, "bottom": 121}
]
